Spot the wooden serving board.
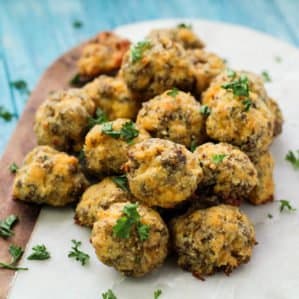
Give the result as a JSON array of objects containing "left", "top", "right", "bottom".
[{"left": 0, "top": 39, "right": 87, "bottom": 299}]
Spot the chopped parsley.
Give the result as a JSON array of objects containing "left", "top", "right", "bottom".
[
  {"left": 10, "top": 80, "right": 30, "bottom": 95},
  {"left": 261, "top": 71, "right": 271, "bottom": 82},
  {"left": 78, "top": 149, "right": 85, "bottom": 163},
  {"left": 0, "top": 244, "right": 28, "bottom": 271},
  {"left": 73, "top": 20, "right": 83, "bottom": 28},
  {"left": 0, "top": 106, "right": 15, "bottom": 122},
  {"left": 279, "top": 200, "right": 296, "bottom": 213},
  {"left": 242, "top": 98, "right": 252, "bottom": 112},
  {"left": 222, "top": 75, "right": 249, "bottom": 97},
  {"left": 88, "top": 108, "right": 108, "bottom": 128},
  {"left": 130, "top": 40, "right": 152, "bottom": 63},
  {"left": 102, "top": 289, "right": 117, "bottom": 299},
  {"left": 177, "top": 23, "right": 192, "bottom": 29},
  {"left": 0, "top": 214, "right": 18, "bottom": 238},
  {"left": 112, "top": 203, "right": 150, "bottom": 241},
  {"left": 112, "top": 175, "right": 129, "bottom": 192},
  {"left": 212, "top": 154, "right": 227, "bottom": 164},
  {"left": 167, "top": 87, "right": 179, "bottom": 97},
  {"left": 226, "top": 68, "right": 236, "bottom": 78},
  {"left": 199, "top": 105, "right": 211, "bottom": 116},
  {"left": 69, "top": 73, "right": 81, "bottom": 86},
  {"left": 9, "top": 162, "right": 19, "bottom": 174},
  {"left": 190, "top": 140, "right": 197, "bottom": 152},
  {"left": 267, "top": 213, "right": 273, "bottom": 219},
  {"left": 101, "top": 121, "right": 139, "bottom": 143},
  {"left": 154, "top": 289, "right": 162, "bottom": 299},
  {"left": 27, "top": 244, "right": 50, "bottom": 260},
  {"left": 285, "top": 150, "right": 299, "bottom": 169},
  {"left": 68, "top": 240, "right": 90, "bottom": 266}
]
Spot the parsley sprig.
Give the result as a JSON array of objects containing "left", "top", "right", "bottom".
[
  {"left": 200, "top": 105, "right": 211, "bottom": 116},
  {"left": 88, "top": 108, "right": 108, "bottom": 129},
  {"left": 279, "top": 200, "right": 296, "bottom": 212},
  {"left": 102, "top": 289, "right": 117, "bottom": 299},
  {"left": 167, "top": 87, "right": 179, "bottom": 97},
  {"left": 113, "top": 203, "right": 150, "bottom": 241},
  {"left": 285, "top": 150, "right": 299, "bottom": 169},
  {"left": 9, "top": 162, "right": 19, "bottom": 174},
  {"left": 27, "top": 244, "right": 50, "bottom": 260},
  {"left": 242, "top": 99, "right": 252, "bottom": 112},
  {"left": 154, "top": 289, "right": 162, "bottom": 299},
  {"left": 0, "top": 106, "right": 15, "bottom": 122},
  {"left": 112, "top": 175, "right": 129, "bottom": 192},
  {"left": 222, "top": 75, "right": 249, "bottom": 97},
  {"left": 212, "top": 154, "right": 227, "bottom": 164},
  {"left": 0, "top": 214, "right": 18, "bottom": 238},
  {"left": 68, "top": 240, "right": 90, "bottom": 266},
  {"left": 0, "top": 245, "right": 28, "bottom": 271},
  {"left": 130, "top": 40, "right": 152, "bottom": 63},
  {"left": 102, "top": 121, "right": 139, "bottom": 143}
]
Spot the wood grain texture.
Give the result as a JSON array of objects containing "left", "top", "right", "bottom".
[{"left": 0, "top": 40, "right": 83, "bottom": 299}]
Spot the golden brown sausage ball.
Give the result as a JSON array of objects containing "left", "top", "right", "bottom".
[
  {"left": 120, "top": 37, "right": 195, "bottom": 100},
  {"left": 78, "top": 31, "right": 131, "bottom": 77},
  {"left": 136, "top": 90, "right": 206, "bottom": 149},
  {"left": 34, "top": 89, "right": 95, "bottom": 153},
  {"left": 75, "top": 177, "right": 131, "bottom": 227},
  {"left": 12, "top": 146, "right": 89, "bottom": 207},
  {"left": 83, "top": 75, "right": 140, "bottom": 120},
  {"left": 187, "top": 49, "right": 225, "bottom": 94},
  {"left": 202, "top": 71, "right": 274, "bottom": 155},
  {"left": 171, "top": 205, "right": 256, "bottom": 277},
  {"left": 267, "top": 98, "right": 283, "bottom": 137},
  {"left": 124, "top": 138, "right": 203, "bottom": 208},
  {"left": 84, "top": 119, "right": 149, "bottom": 176},
  {"left": 147, "top": 25, "right": 205, "bottom": 49},
  {"left": 194, "top": 143, "right": 258, "bottom": 205},
  {"left": 248, "top": 151, "right": 274, "bottom": 205},
  {"left": 91, "top": 202, "right": 169, "bottom": 277}
]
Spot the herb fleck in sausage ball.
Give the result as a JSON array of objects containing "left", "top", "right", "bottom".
[
  {"left": 202, "top": 70, "right": 274, "bottom": 155},
  {"left": 78, "top": 31, "right": 131, "bottom": 77},
  {"left": 171, "top": 205, "right": 256, "bottom": 277},
  {"left": 75, "top": 177, "right": 131, "bottom": 227},
  {"left": 83, "top": 75, "right": 140, "bottom": 120},
  {"left": 267, "top": 98, "right": 283, "bottom": 137},
  {"left": 84, "top": 119, "right": 149, "bottom": 176},
  {"left": 34, "top": 89, "right": 95, "bottom": 153},
  {"left": 120, "top": 38, "right": 195, "bottom": 100},
  {"left": 91, "top": 202, "right": 169, "bottom": 277},
  {"left": 187, "top": 49, "right": 225, "bottom": 94},
  {"left": 124, "top": 138, "right": 203, "bottom": 208},
  {"left": 12, "top": 146, "right": 89, "bottom": 207},
  {"left": 194, "top": 143, "right": 258, "bottom": 205},
  {"left": 248, "top": 151, "right": 274, "bottom": 205},
  {"left": 136, "top": 89, "right": 206, "bottom": 149},
  {"left": 147, "top": 25, "right": 205, "bottom": 49}
]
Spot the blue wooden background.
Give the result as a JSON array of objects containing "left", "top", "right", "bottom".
[{"left": 0, "top": 0, "right": 298, "bottom": 156}]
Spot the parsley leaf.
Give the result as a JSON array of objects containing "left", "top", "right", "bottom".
[
  {"left": 199, "top": 105, "right": 211, "bottom": 116},
  {"left": 27, "top": 244, "right": 50, "bottom": 260},
  {"left": 226, "top": 69, "right": 236, "bottom": 79},
  {"left": 285, "top": 150, "right": 299, "bottom": 169},
  {"left": 102, "top": 121, "right": 139, "bottom": 143},
  {"left": 9, "top": 162, "right": 19, "bottom": 174},
  {"left": 190, "top": 140, "right": 197, "bottom": 152},
  {"left": 154, "top": 289, "right": 162, "bottom": 299},
  {"left": 137, "top": 223, "right": 150, "bottom": 241},
  {"left": 261, "top": 71, "right": 271, "bottom": 82},
  {"left": 73, "top": 20, "right": 83, "bottom": 28},
  {"left": 112, "top": 175, "right": 129, "bottom": 192},
  {"left": 102, "top": 289, "right": 117, "bottom": 299},
  {"left": 0, "top": 214, "right": 18, "bottom": 238},
  {"left": 88, "top": 108, "right": 108, "bottom": 129},
  {"left": 0, "top": 244, "right": 28, "bottom": 271},
  {"left": 177, "top": 23, "right": 192, "bottom": 29},
  {"left": 69, "top": 73, "right": 81, "bottom": 86},
  {"left": 130, "top": 40, "right": 152, "bottom": 63},
  {"left": 212, "top": 154, "right": 227, "bottom": 164},
  {"left": 68, "top": 240, "right": 90, "bottom": 266},
  {"left": 222, "top": 75, "right": 249, "bottom": 96},
  {"left": 242, "top": 98, "right": 252, "bottom": 112},
  {"left": 279, "top": 200, "right": 296, "bottom": 212},
  {"left": 10, "top": 80, "right": 30, "bottom": 95},
  {"left": 0, "top": 106, "right": 15, "bottom": 122},
  {"left": 167, "top": 87, "right": 179, "bottom": 97}
]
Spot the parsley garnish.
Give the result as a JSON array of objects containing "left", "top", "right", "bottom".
[
  {"left": 212, "top": 154, "right": 227, "bottom": 164},
  {"left": 69, "top": 73, "right": 81, "bottom": 86},
  {"left": 112, "top": 175, "right": 129, "bottom": 192},
  {"left": 154, "top": 289, "right": 162, "bottom": 299},
  {"left": 222, "top": 75, "right": 249, "bottom": 97},
  {"left": 190, "top": 140, "right": 197, "bottom": 152},
  {"left": 73, "top": 20, "right": 83, "bottom": 28},
  {"left": 279, "top": 200, "right": 296, "bottom": 212},
  {"left": 177, "top": 23, "right": 192, "bottom": 29},
  {"left": 102, "top": 289, "right": 117, "bottom": 299},
  {"left": 267, "top": 213, "right": 273, "bottom": 219},
  {"left": 130, "top": 40, "right": 152, "bottom": 63},
  {"left": 102, "top": 121, "right": 139, "bottom": 143},
  {"left": 167, "top": 87, "right": 179, "bottom": 97},
  {"left": 227, "top": 69, "right": 236, "bottom": 78},
  {"left": 200, "top": 105, "right": 211, "bottom": 116},
  {"left": 261, "top": 71, "right": 271, "bottom": 82},
  {"left": 27, "top": 244, "right": 50, "bottom": 260},
  {"left": 285, "top": 150, "right": 299, "bottom": 169},
  {"left": 112, "top": 203, "right": 150, "bottom": 241},
  {"left": 0, "top": 214, "right": 18, "bottom": 238},
  {"left": 0, "top": 106, "right": 15, "bottom": 122},
  {"left": 68, "top": 240, "right": 90, "bottom": 266},
  {"left": 88, "top": 108, "right": 108, "bottom": 129},
  {"left": 0, "top": 244, "right": 28, "bottom": 271},
  {"left": 9, "top": 162, "right": 19, "bottom": 174},
  {"left": 242, "top": 98, "right": 252, "bottom": 112},
  {"left": 10, "top": 80, "right": 30, "bottom": 95}
]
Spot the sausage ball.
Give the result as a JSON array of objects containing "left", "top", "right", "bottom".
[
  {"left": 202, "top": 70, "right": 275, "bottom": 155},
  {"left": 248, "top": 151, "right": 274, "bottom": 205},
  {"left": 147, "top": 25, "right": 205, "bottom": 49},
  {"left": 12, "top": 146, "right": 89, "bottom": 207},
  {"left": 124, "top": 138, "right": 203, "bottom": 208},
  {"left": 267, "top": 98, "right": 283, "bottom": 137},
  {"left": 120, "top": 37, "right": 195, "bottom": 100},
  {"left": 136, "top": 90, "right": 206, "bottom": 149},
  {"left": 78, "top": 31, "right": 131, "bottom": 77},
  {"left": 171, "top": 205, "right": 256, "bottom": 277},
  {"left": 34, "top": 89, "right": 95, "bottom": 153},
  {"left": 75, "top": 177, "right": 131, "bottom": 227},
  {"left": 84, "top": 119, "right": 149, "bottom": 176},
  {"left": 91, "top": 202, "right": 169, "bottom": 277},
  {"left": 187, "top": 49, "right": 225, "bottom": 94},
  {"left": 83, "top": 75, "right": 140, "bottom": 120}
]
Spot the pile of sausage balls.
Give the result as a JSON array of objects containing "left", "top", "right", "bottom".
[{"left": 12, "top": 25, "right": 283, "bottom": 279}]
